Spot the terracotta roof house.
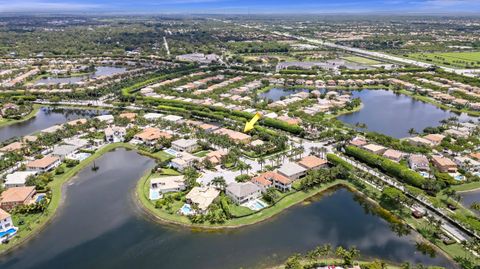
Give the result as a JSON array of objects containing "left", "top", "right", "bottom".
[
  {"left": 383, "top": 149, "right": 403, "bottom": 162},
  {"left": 214, "top": 128, "right": 251, "bottom": 144},
  {"left": 66, "top": 118, "right": 87, "bottom": 126},
  {"left": 119, "top": 112, "right": 136, "bottom": 121},
  {"left": 134, "top": 127, "right": 172, "bottom": 145},
  {"left": 424, "top": 134, "right": 445, "bottom": 145},
  {"left": 255, "top": 171, "right": 292, "bottom": 192},
  {"left": 205, "top": 150, "right": 227, "bottom": 165},
  {"left": 22, "top": 135, "right": 38, "bottom": 143},
  {"left": 26, "top": 155, "right": 61, "bottom": 172},
  {"left": 470, "top": 152, "right": 480, "bottom": 160},
  {"left": 298, "top": 155, "right": 328, "bottom": 170},
  {"left": 409, "top": 154, "right": 430, "bottom": 171},
  {"left": 250, "top": 174, "right": 273, "bottom": 192},
  {"left": 406, "top": 137, "right": 433, "bottom": 147},
  {"left": 431, "top": 155, "right": 457, "bottom": 173},
  {"left": 0, "top": 186, "right": 36, "bottom": 211},
  {"left": 0, "top": 142, "right": 24, "bottom": 152},
  {"left": 350, "top": 138, "right": 367, "bottom": 147}
]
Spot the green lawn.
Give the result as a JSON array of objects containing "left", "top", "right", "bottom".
[
  {"left": 0, "top": 104, "right": 40, "bottom": 128},
  {"left": 343, "top": 56, "right": 382, "bottom": 65},
  {"left": 407, "top": 51, "right": 480, "bottom": 68},
  {"left": 193, "top": 150, "right": 209, "bottom": 157},
  {"left": 452, "top": 181, "right": 480, "bottom": 192}
]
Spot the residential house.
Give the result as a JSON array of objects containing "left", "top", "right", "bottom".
[
  {"left": 26, "top": 156, "right": 61, "bottom": 172},
  {"left": 0, "top": 142, "right": 23, "bottom": 153},
  {"left": 454, "top": 156, "right": 480, "bottom": 172},
  {"left": 214, "top": 128, "right": 251, "bottom": 144},
  {"left": 409, "top": 155, "right": 430, "bottom": 171},
  {"left": 143, "top": 113, "right": 164, "bottom": 121},
  {"left": 226, "top": 182, "right": 261, "bottom": 204},
  {"left": 149, "top": 176, "right": 186, "bottom": 200},
  {"left": 171, "top": 139, "right": 198, "bottom": 153},
  {"left": 204, "top": 150, "right": 227, "bottom": 165},
  {"left": 431, "top": 155, "right": 457, "bottom": 173},
  {"left": 383, "top": 149, "right": 403, "bottom": 162},
  {"left": 362, "top": 144, "right": 387, "bottom": 155},
  {"left": 0, "top": 186, "right": 36, "bottom": 211},
  {"left": 185, "top": 187, "right": 220, "bottom": 213},
  {"left": 66, "top": 118, "right": 87, "bottom": 126},
  {"left": 406, "top": 137, "right": 433, "bottom": 147},
  {"left": 424, "top": 134, "right": 445, "bottom": 145},
  {"left": 0, "top": 208, "right": 16, "bottom": 243},
  {"left": 95, "top": 114, "right": 114, "bottom": 123},
  {"left": 134, "top": 127, "right": 172, "bottom": 145},
  {"left": 163, "top": 115, "right": 183, "bottom": 123},
  {"left": 250, "top": 174, "right": 273, "bottom": 193},
  {"left": 4, "top": 171, "right": 37, "bottom": 188},
  {"left": 104, "top": 126, "right": 126, "bottom": 143},
  {"left": 297, "top": 155, "right": 328, "bottom": 170},
  {"left": 350, "top": 137, "right": 368, "bottom": 147},
  {"left": 170, "top": 152, "right": 199, "bottom": 171},
  {"left": 278, "top": 162, "right": 308, "bottom": 181},
  {"left": 50, "top": 145, "right": 78, "bottom": 160},
  {"left": 118, "top": 112, "right": 136, "bottom": 122}
]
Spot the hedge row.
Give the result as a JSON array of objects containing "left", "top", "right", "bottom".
[
  {"left": 344, "top": 145, "right": 426, "bottom": 189},
  {"left": 326, "top": 153, "right": 354, "bottom": 171}
]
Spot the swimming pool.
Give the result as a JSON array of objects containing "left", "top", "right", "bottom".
[
  {"left": 35, "top": 194, "right": 46, "bottom": 203},
  {"left": 245, "top": 199, "right": 267, "bottom": 211},
  {"left": 0, "top": 228, "right": 17, "bottom": 242},
  {"left": 164, "top": 148, "right": 178, "bottom": 157},
  {"left": 454, "top": 174, "right": 465, "bottom": 181},
  {"left": 179, "top": 203, "right": 194, "bottom": 215},
  {"left": 149, "top": 190, "right": 161, "bottom": 200}
]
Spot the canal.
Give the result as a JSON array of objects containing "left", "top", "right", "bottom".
[
  {"left": 0, "top": 149, "right": 454, "bottom": 269},
  {"left": 0, "top": 107, "right": 105, "bottom": 143},
  {"left": 337, "top": 89, "right": 477, "bottom": 138}
]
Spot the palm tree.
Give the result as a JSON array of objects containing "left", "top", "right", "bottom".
[
  {"left": 258, "top": 157, "right": 265, "bottom": 171},
  {"left": 470, "top": 202, "right": 480, "bottom": 212},
  {"left": 244, "top": 163, "right": 252, "bottom": 174},
  {"left": 211, "top": 176, "right": 226, "bottom": 190},
  {"left": 407, "top": 128, "right": 417, "bottom": 136},
  {"left": 238, "top": 161, "right": 248, "bottom": 175}
]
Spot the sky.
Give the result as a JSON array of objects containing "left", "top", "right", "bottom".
[{"left": 0, "top": 0, "right": 480, "bottom": 14}]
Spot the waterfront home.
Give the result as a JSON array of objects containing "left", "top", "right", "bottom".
[
  {"left": 51, "top": 145, "right": 78, "bottom": 160},
  {"left": 423, "top": 134, "right": 445, "bottom": 145},
  {"left": 225, "top": 182, "right": 261, "bottom": 205},
  {"left": 119, "top": 112, "right": 136, "bottom": 122},
  {"left": 26, "top": 156, "right": 61, "bottom": 172},
  {"left": 0, "top": 186, "right": 36, "bottom": 211},
  {"left": 22, "top": 135, "right": 38, "bottom": 143},
  {"left": 169, "top": 152, "right": 199, "bottom": 171},
  {"left": 0, "top": 142, "right": 24, "bottom": 154},
  {"left": 382, "top": 149, "right": 403, "bottom": 162},
  {"left": 171, "top": 139, "right": 198, "bottom": 153},
  {"left": 204, "top": 150, "right": 228, "bottom": 165},
  {"left": 406, "top": 137, "right": 433, "bottom": 147},
  {"left": 444, "top": 128, "right": 469, "bottom": 138},
  {"left": 185, "top": 187, "right": 220, "bottom": 213},
  {"left": 41, "top": 125, "right": 63, "bottom": 134},
  {"left": 149, "top": 176, "right": 186, "bottom": 200},
  {"left": 104, "top": 126, "right": 126, "bottom": 143},
  {"left": 362, "top": 144, "right": 387, "bottom": 155},
  {"left": 278, "top": 162, "right": 307, "bottom": 181},
  {"left": 0, "top": 208, "right": 17, "bottom": 243},
  {"left": 349, "top": 137, "right": 368, "bottom": 147},
  {"left": 66, "top": 118, "right": 87, "bottom": 126},
  {"left": 134, "top": 127, "right": 172, "bottom": 145},
  {"left": 409, "top": 155, "right": 430, "bottom": 171},
  {"left": 298, "top": 155, "right": 328, "bottom": 170},
  {"left": 4, "top": 171, "right": 37, "bottom": 188},
  {"left": 431, "top": 155, "right": 458, "bottom": 173},
  {"left": 250, "top": 174, "right": 273, "bottom": 193},
  {"left": 470, "top": 152, "right": 480, "bottom": 160},
  {"left": 454, "top": 156, "right": 480, "bottom": 172}
]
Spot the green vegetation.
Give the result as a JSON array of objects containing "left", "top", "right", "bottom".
[
  {"left": 407, "top": 51, "right": 480, "bottom": 68},
  {"left": 343, "top": 56, "right": 382, "bottom": 65}
]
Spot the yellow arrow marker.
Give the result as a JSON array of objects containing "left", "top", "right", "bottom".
[{"left": 244, "top": 112, "right": 262, "bottom": 133}]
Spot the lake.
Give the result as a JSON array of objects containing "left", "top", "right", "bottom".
[
  {"left": 34, "top": 67, "right": 127, "bottom": 85},
  {"left": 0, "top": 107, "right": 106, "bottom": 142},
  {"left": 337, "top": 89, "right": 477, "bottom": 138},
  {"left": 461, "top": 190, "right": 480, "bottom": 216},
  {"left": 0, "top": 149, "right": 454, "bottom": 269},
  {"left": 259, "top": 88, "right": 310, "bottom": 102}
]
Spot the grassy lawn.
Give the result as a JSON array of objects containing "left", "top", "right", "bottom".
[
  {"left": 0, "top": 104, "right": 41, "bottom": 128},
  {"left": 407, "top": 51, "right": 480, "bottom": 68},
  {"left": 451, "top": 181, "right": 480, "bottom": 192},
  {"left": 152, "top": 151, "right": 174, "bottom": 161},
  {"left": 230, "top": 204, "right": 255, "bottom": 217},
  {"left": 193, "top": 150, "right": 209, "bottom": 157},
  {"left": 343, "top": 56, "right": 382, "bottom": 65}
]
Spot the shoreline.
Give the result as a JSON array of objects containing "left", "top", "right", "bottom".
[{"left": 0, "top": 104, "right": 40, "bottom": 128}]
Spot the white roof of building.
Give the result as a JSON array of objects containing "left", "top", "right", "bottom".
[
  {"left": 150, "top": 176, "right": 185, "bottom": 191},
  {"left": 164, "top": 115, "right": 183, "bottom": 122},
  {"left": 186, "top": 187, "right": 220, "bottom": 211},
  {"left": 95, "top": 114, "right": 114, "bottom": 122},
  {"left": 5, "top": 171, "right": 37, "bottom": 185},
  {"left": 278, "top": 162, "right": 308, "bottom": 177},
  {"left": 226, "top": 182, "right": 260, "bottom": 198},
  {"left": 172, "top": 139, "right": 197, "bottom": 148},
  {"left": 51, "top": 144, "right": 78, "bottom": 156},
  {"left": 144, "top": 113, "right": 164, "bottom": 120}
]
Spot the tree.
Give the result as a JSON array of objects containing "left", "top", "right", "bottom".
[
  {"left": 470, "top": 202, "right": 480, "bottom": 212},
  {"left": 211, "top": 176, "right": 226, "bottom": 190},
  {"left": 407, "top": 128, "right": 417, "bottom": 137},
  {"left": 258, "top": 157, "right": 266, "bottom": 171},
  {"left": 284, "top": 253, "right": 302, "bottom": 269},
  {"left": 238, "top": 161, "right": 248, "bottom": 175}
]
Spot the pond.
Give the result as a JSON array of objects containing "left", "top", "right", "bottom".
[
  {"left": 0, "top": 107, "right": 106, "bottom": 142},
  {"left": 337, "top": 89, "right": 477, "bottom": 138},
  {"left": 259, "top": 88, "right": 310, "bottom": 102},
  {"left": 0, "top": 149, "right": 454, "bottom": 269},
  {"left": 34, "top": 66, "right": 127, "bottom": 85},
  {"left": 460, "top": 190, "right": 480, "bottom": 216}
]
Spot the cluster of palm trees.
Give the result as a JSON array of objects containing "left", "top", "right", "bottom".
[{"left": 285, "top": 244, "right": 361, "bottom": 268}]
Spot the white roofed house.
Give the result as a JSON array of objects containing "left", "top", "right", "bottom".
[
  {"left": 362, "top": 144, "right": 387, "bottom": 155},
  {"left": 171, "top": 139, "right": 198, "bottom": 153},
  {"left": 95, "top": 114, "right": 114, "bottom": 123},
  {"left": 149, "top": 176, "right": 186, "bottom": 200},
  {"left": 185, "top": 187, "right": 220, "bottom": 213},
  {"left": 104, "top": 126, "right": 126, "bottom": 143},
  {"left": 50, "top": 145, "right": 78, "bottom": 160},
  {"left": 169, "top": 152, "right": 199, "bottom": 171},
  {"left": 3, "top": 171, "right": 37, "bottom": 188},
  {"left": 408, "top": 154, "right": 430, "bottom": 172},
  {"left": 225, "top": 182, "right": 261, "bottom": 205},
  {"left": 454, "top": 156, "right": 480, "bottom": 172},
  {"left": 278, "top": 162, "right": 308, "bottom": 181}
]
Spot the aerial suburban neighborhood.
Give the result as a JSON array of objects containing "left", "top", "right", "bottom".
[{"left": 0, "top": 3, "right": 480, "bottom": 269}]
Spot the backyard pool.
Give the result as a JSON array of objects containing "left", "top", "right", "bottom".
[
  {"left": 245, "top": 199, "right": 268, "bottom": 211},
  {"left": 164, "top": 148, "right": 179, "bottom": 157},
  {"left": 35, "top": 194, "right": 46, "bottom": 203},
  {"left": 179, "top": 203, "right": 193, "bottom": 215}
]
